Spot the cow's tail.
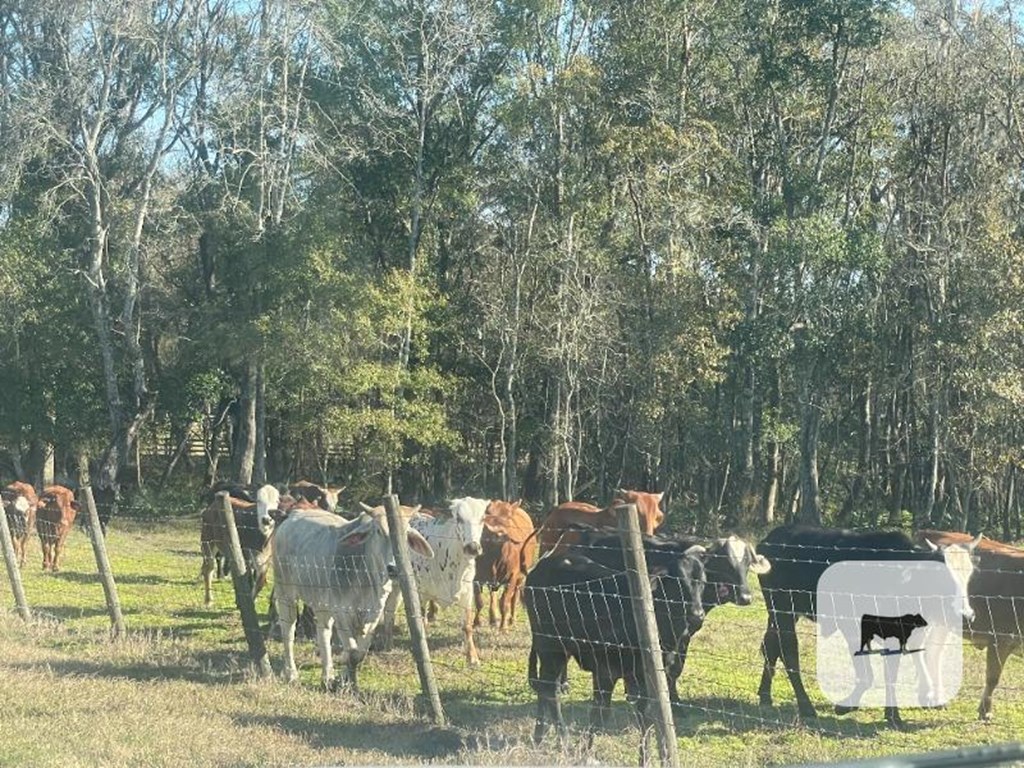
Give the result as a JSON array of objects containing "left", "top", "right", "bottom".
[{"left": 528, "top": 644, "right": 540, "bottom": 693}]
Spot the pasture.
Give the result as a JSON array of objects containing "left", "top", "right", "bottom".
[{"left": 1, "top": 517, "right": 1023, "bottom": 767}]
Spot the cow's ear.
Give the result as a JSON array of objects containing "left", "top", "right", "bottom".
[
  {"left": 338, "top": 519, "right": 374, "bottom": 547},
  {"left": 71, "top": 501, "right": 81, "bottom": 512},
  {"left": 407, "top": 528, "right": 434, "bottom": 558},
  {"left": 750, "top": 551, "right": 772, "bottom": 575},
  {"left": 683, "top": 544, "right": 706, "bottom": 558}
]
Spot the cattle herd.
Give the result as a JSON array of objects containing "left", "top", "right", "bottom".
[{"left": 4, "top": 478, "right": 1024, "bottom": 752}]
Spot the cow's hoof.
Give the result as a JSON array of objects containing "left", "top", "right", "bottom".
[
  {"left": 758, "top": 695, "right": 773, "bottom": 708},
  {"left": 797, "top": 705, "right": 818, "bottom": 719},
  {"left": 468, "top": 656, "right": 481, "bottom": 667},
  {"left": 532, "top": 722, "right": 548, "bottom": 745},
  {"left": 834, "top": 705, "right": 858, "bottom": 716}
]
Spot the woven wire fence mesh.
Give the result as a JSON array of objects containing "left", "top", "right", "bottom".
[{"left": 2, "top": 493, "right": 1024, "bottom": 766}]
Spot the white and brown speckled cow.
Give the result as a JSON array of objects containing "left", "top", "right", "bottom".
[{"left": 377, "top": 497, "right": 488, "bottom": 665}]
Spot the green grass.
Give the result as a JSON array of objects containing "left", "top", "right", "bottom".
[{"left": 1, "top": 520, "right": 1023, "bottom": 766}]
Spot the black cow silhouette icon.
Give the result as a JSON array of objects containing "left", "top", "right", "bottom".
[{"left": 858, "top": 613, "right": 928, "bottom": 654}]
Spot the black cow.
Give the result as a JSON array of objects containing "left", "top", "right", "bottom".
[
  {"left": 756, "top": 524, "right": 978, "bottom": 728},
  {"left": 524, "top": 545, "right": 705, "bottom": 763},
  {"left": 859, "top": 613, "right": 927, "bottom": 653},
  {"left": 555, "top": 524, "right": 771, "bottom": 703}
]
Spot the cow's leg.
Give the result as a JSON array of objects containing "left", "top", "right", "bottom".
[
  {"left": 464, "top": 604, "right": 480, "bottom": 665},
  {"left": 915, "top": 624, "right": 947, "bottom": 707},
  {"left": 588, "top": 665, "right": 616, "bottom": 734},
  {"left": 836, "top": 632, "right": 873, "bottom": 715},
  {"left": 276, "top": 594, "right": 300, "bottom": 683},
  {"left": 473, "top": 582, "right": 485, "bottom": 628},
  {"left": 979, "top": 640, "right": 1016, "bottom": 721},
  {"left": 201, "top": 552, "right": 216, "bottom": 606},
  {"left": 533, "top": 652, "right": 568, "bottom": 746},
  {"left": 489, "top": 586, "right": 500, "bottom": 627},
  {"left": 499, "top": 582, "right": 516, "bottom": 630},
  {"left": 758, "top": 614, "right": 781, "bottom": 707},
  {"left": 315, "top": 615, "right": 336, "bottom": 691},
  {"left": 372, "top": 586, "right": 400, "bottom": 651},
  {"left": 666, "top": 636, "right": 691, "bottom": 703},
  {"left": 769, "top": 610, "right": 816, "bottom": 718},
  {"left": 53, "top": 535, "right": 66, "bottom": 572}
]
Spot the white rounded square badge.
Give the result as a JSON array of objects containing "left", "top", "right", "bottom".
[{"left": 816, "top": 560, "right": 964, "bottom": 709}]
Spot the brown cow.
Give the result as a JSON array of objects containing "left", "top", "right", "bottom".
[
  {"left": 200, "top": 485, "right": 280, "bottom": 606},
  {"left": 2, "top": 481, "right": 38, "bottom": 567},
  {"left": 36, "top": 485, "right": 78, "bottom": 572},
  {"left": 473, "top": 499, "right": 537, "bottom": 630},
  {"left": 288, "top": 480, "right": 345, "bottom": 513},
  {"left": 536, "top": 489, "right": 665, "bottom": 553},
  {"left": 914, "top": 529, "right": 1021, "bottom": 720}
]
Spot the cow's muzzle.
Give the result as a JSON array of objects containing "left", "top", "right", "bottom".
[
  {"left": 464, "top": 542, "right": 482, "bottom": 557},
  {"left": 735, "top": 589, "right": 753, "bottom": 607}
]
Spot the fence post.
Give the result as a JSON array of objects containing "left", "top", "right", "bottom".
[
  {"left": 0, "top": 506, "right": 30, "bottom": 621},
  {"left": 219, "top": 492, "right": 273, "bottom": 679},
  {"left": 615, "top": 503, "right": 680, "bottom": 768},
  {"left": 382, "top": 494, "right": 445, "bottom": 725},
  {"left": 81, "top": 485, "right": 126, "bottom": 638}
]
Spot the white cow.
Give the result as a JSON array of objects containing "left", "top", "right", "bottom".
[
  {"left": 271, "top": 507, "right": 433, "bottom": 690},
  {"left": 377, "top": 496, "right": 488, "bottom": 665}
]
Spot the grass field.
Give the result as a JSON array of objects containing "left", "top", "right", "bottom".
[{"left": 1, "top": 518, "right": 1023, "bottom": 767}]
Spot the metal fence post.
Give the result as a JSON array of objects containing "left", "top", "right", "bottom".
[
  {"left": 616, "top": 503, "right": 680, "bottom": 768},
  {"left": 81, "top": 485, "right": 126, "bottom": 638},
  {"left": 219, "top": 492, "right": 272, "bottom": 679},
  {"left": 0, "top": 506, "right": 30, "bottom": 621},
  {"left": 382, "top": 494, "right": 445, "bottom": 725}
]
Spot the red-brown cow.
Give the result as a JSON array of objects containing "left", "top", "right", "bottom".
[
  {"left": 2, "top": 481, "right": 38, "bottom": 567},
  {"left": 536, "top": 489, "right": 665, "bottom": 554},
  {"left": 474, "top": 499, "right": 537, "bottom": 630},
  {"left": 36, "top": 485, "right": 78, "bottom": 572}
]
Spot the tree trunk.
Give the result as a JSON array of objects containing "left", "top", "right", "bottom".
[
  {"left": 798, "top": 396, "right": 822, "bottom": 525},
  {"left": 253, "top": 363, "right": 267, "bottom": 485},
  {"left": 235, "top": 360, "right": 257, "bottom": 485}
]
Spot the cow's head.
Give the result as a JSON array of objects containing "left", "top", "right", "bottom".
[
  {"left": 702, "top": 536, "right": 772, "bottom": 608},
  {"left": 652, "top": 543, "right": 707, "bottom": 629},
  {"left": 925, "top": 533, "right": 982, "bottom": 622},
  {"left": 614, "top": 489, "right": 665, "bottom": 534},
  {"left": 255, "top": 485, "right": 280, "bottom": 534},
  {"left": 344, "top": 509, "right": 435, "bottom": 579},
  {"left": 449, "top": 497, "right": 488, "bottom": 557}
]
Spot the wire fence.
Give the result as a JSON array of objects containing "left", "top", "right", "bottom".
[{"left": 3, "top": 489, "right": 1024, "bottom": 766}]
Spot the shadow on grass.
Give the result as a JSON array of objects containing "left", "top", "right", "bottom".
[
  {"left": 237, "top": 714, "right": 505, "bottom": 758},
  {"left": 9, "top": 648, "right": 251, "bottom": 685},
  {"left": 31, "top": 604, "right": 142, "bottom": 622},
  {"left": 673, "top": 696, "right": 934, "bottom": 737},
  {"left": 49, "top": 571, "right": 188, "bottom": 587}
]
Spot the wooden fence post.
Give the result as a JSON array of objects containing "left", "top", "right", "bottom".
[
  {"left": 219, "top": 492, "right": 273, "bottom": 679},
  {"left": 0, "top": 506, "right": 30, "bottom": 621},
  {"left": 81, "top": 485, "right": 126, "bottom": 638},
  {"left": 616, "top": 503, "right": 680, "bottom": 768},
  {"left": 382, "top": 494, "right": 445, "bottom": 725}
]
